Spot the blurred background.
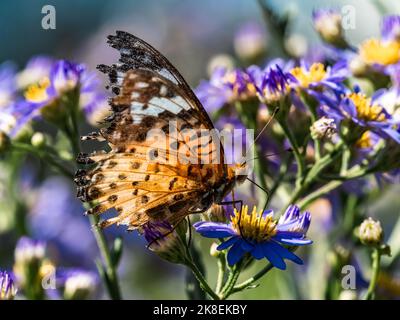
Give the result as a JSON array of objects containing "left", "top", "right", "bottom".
[{"left": 1, "top": 0, "right": 400, "bottom": 299}]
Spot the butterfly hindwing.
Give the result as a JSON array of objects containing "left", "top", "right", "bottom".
[{"left": 76, "top": 31, "right": 229, "bottom": 229}]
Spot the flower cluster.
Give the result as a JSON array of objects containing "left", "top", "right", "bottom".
[
  {"left": 0, "top": 57, "right": 109, "bottom": 139},
  {"left": 1, "top": 4, "right": 400, "bottom": 301}
]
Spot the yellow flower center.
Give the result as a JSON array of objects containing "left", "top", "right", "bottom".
[
  {"left": 356, "top": 131, "right": 373, "bottom": 149},
  {"left": 359, "top": 38, "right": 400, "bottom": 65},
  {"left": 231, "top": 205, "right": 277, "bottom": 242},
  {"left": 24, "top": 77, "right": 50, "bottom": 103},
  {"left": 348, "top": 92, "right": 386, "bottom": 122},
  {"left": 290, "top": 63, "right": 327, "bottom": 88}
]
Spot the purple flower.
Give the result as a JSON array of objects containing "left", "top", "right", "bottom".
[
  {"left": 0, "top": 271, "right": 17, "bottom": 300},
  {"left": 381, "top": 15, "right": 400, "bottom": 41},
  {"left": 358, "top": 16, "right": 400, "bottom": 68},
  {"left": 14, "top": 237, "right": 46, "bottom": 264},
  {"left": 195, "top": 67, "right": 257, "bottom": 113},
  {"left": 249, "top": 64, "right": 295, "bottom": 104},
  {"left": 0, "top": 62, "right": 16, "bottom": 108},
  {"left": 373, "top": 64, "right": 400, "bottom": 118},
  {"left": 194, "top": 205, "right": 312, "bottom": 269},
  {"left": 14, "top": 59, "right": 105, "bottom": 128},
  {"left": 312, "top": 9, "right": 346, "bottom": 47},
  {"left": 320, "top": 89, "right": 400, "bottom": 143},
  {"left": 16, "top": 56, "right": 53, "bottom": 89},
  {"left": 290, "top": 60, "right": 348, "bottom": 94}
]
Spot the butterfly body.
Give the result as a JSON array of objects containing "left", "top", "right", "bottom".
[{"left": 75, "top": 31, "right": 246, "bottom": 230}]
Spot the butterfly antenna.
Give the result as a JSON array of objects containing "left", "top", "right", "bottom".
[
  {"left": 241, "top": 106, "right": 280, "bottom": 166},
  {"left": 246, "top": 148, "right": 293, "bottom": 162}
]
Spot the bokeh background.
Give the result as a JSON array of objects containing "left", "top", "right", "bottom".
[{"left": 1, "top": 0, "right": 400, "bottom": 299}]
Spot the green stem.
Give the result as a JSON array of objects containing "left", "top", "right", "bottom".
[
  {"left": 231, "top": 263, "right": 273, "bottom": 294},
  {"left": 89, "top": 215, "right": 121, "bottom": 300},
  {"left": 219, "top": 261, "right": 243, "bottom": 299},
  {"left": 364, "top": 248, "right": 381, "bottom": 300},
  {"left": 215, "top": 254, "right": 226, "bottom": 294},
  {"left": 67, "top": 108, "right": 122, "bottom": 300},
  {"left": 278, "top": 120, "right": 305, "bottom": 187},
  {"left": 297, "top": 180, "right": 342, "bottom": 210},
  {"left": 186, "top": 261, "right": 220, "bottom": 300},
  {"left": 12, "top": 142, "right": 74, "bottom": 178},
  {"left": 298, "top": 164, "right": 369, "bottom": 210},
  {"left": 280, "top": 141, "right": 344, "bottom": 215}
]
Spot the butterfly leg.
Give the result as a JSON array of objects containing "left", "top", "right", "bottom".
[{"left": 246, "top": 177, "right": 270, "bottom": 211}]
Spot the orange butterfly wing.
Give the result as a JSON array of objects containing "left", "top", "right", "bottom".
[{"left": 76, "top": 31, "right": 229, "bottom": 229}]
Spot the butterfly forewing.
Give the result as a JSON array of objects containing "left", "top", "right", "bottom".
[{"left": 76, "top": 31, "right": 229, "bottom": 229}]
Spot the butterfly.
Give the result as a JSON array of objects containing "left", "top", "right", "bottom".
[{"left": 75, "top": 31, "right": 249, "bottom": 230}]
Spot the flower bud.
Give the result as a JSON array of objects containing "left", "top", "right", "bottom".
[
  {"left": 284, "top": 34, "right": 308, "bottom": 58},
  {"left": 31, "top": 132, "right": 46, "bottom": 148},
  {"left": 313, "top": 9, "right": 347, "bottom": 48},
  {"left": 14, "top": 237, "right": 45, "bottom": 267},
  {"left": 234, "top": 22, "right": 267, "bottom": 62},
  {"left": 207, "top": 54, "right": 235, "bottom": 77},
  {"left": 61, "top": 270, "right": 97, "bottom": 300},
  {"left": 349, "top": 56, "right": 369, "bottom": 77},
  {"left": 310, "top": 117, "right": 337, "bottom": 140},
  {"left": 358, "top": 217, "right": 383, "bottom": 246},
  {"left": 13, "top": 237, "right": 47, "bottom": 299},
  {"left": 0, "top": 271, "right": 17, "bottom": 300},
  {"left": 143, "top": 221, "right": 189, "bottom": 264}
]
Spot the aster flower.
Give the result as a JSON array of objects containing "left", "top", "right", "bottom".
[
  {"left": 357, "top": 16, "right": 400, "bottom": 69},
  {"left": 195, "top": 67, "right": 257, "bottom": 113},
  {"left": 194, "top": 205, "right": 312, "bottom": 269},
  {"left": 16, "top": 56, "right": 53, "bottom": 89},
  {"left": 381, "top": 15, "right": 400, "bottom": 42},
  {"left": 312, "top": 9, "right": 348, "bottom": 49},
  {"left": 14, "top": 59, "right": 105, "bottom": 127},
  {"left": 373, "top": 64, "right": 400, "bottom": 118},
  {"left": 249, "top": 64, "right": 295, "bottom": 106},
  {"left": 321, "top": 89, "right": 400, "bottom": 144},
  {"left": 0, "top": 271, "right": 17, "bottom": 300},
  {"left": 290, "top": 60, "right": 348, "bottom": 94}
]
